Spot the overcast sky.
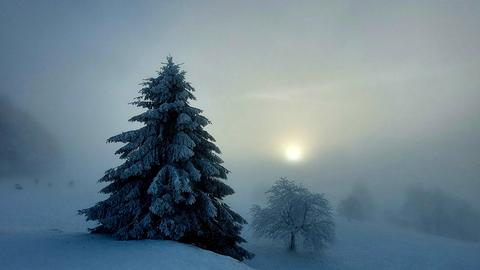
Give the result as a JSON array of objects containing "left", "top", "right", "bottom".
[{"left": 1, "top": 0, "right": 479, "bottom": 208}]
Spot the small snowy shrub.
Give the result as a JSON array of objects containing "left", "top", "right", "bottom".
[{"left": 337, "top": 182, "right": 375, "bottom": 222}]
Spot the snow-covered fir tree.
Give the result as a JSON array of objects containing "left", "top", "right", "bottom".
[{"left": 80, "top": 57, "right": 253, "bottom": 261}]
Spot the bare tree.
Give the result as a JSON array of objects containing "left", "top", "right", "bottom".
[{"left": 251, "top": 177, "right": 334, "bottom": 252}]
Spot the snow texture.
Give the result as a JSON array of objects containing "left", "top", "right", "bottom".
[
  {"left": 0, "top": 181, "right": 252, "bottom": 270},
  {"left": 1, "top": 181, "right": 480, "bottom": 270},
  {"left": 245, "top": 219, "right": 480, "bottom": 270},
  {"left": 0, "top": 233, "right": 252, "bottom": 270}
]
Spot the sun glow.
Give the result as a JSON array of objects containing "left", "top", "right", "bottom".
[{"left": 285, "top": 144, "right": 302, "bottom": 162}]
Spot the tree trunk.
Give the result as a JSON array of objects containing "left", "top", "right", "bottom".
[{"left": 289, "top": 232, "right": 296, "bottom": 252}]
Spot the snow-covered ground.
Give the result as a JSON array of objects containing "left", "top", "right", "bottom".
[
  {"left": 1, "top": 180, "right": 479, "bottom": 270},
  {"left": 245, "top": 220, "right": 480, "bottom": 270},
  {"left": 0, "top": 180, "right": 252, "bottom": 270},
  {"left": 0, "top": 233, "right": 251, "bottom": 270}
]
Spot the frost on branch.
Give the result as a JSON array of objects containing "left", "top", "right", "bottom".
[{"left": 251, "top": 177, "right": 335, "bottom": 252}]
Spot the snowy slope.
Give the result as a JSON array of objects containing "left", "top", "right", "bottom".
[
  {"left": 1, "top": 180, "right": 479, "bottom": 270},
  {"left": 0, "top": 233, "right": 251, "bottom": 270},
  {"left": 244, "top": 219, "right": 480, "bottom": 270},
  {"left": 0, "top": 181, "right": 252, "bottom": 270}
]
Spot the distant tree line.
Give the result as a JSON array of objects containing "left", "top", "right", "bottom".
[
  {"left": 397, "top": 186, "right": 480, "bottom": 242},
  {"left": 336, "top": 182, "right": 480, "bottom": 243}
]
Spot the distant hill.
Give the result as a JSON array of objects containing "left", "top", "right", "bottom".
[{"left": 0, "top": 96, "right": 59, "bottom": 177}]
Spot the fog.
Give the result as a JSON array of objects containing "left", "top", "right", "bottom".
[
  {"left": 0, "top": 96, "right": 59, "bottom": 176},
  {"left": 1, "top": 0, "right": 479, "bottom": 211}
]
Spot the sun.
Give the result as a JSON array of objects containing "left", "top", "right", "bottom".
[{"left": 285, "top": 144, "right": 302, "bottom": 162}]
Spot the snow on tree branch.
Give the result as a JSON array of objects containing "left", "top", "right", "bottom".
[{"left": 251, "top": 177, "right": 335, "bottom": 252}]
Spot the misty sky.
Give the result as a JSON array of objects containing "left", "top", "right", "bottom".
[{"left": 1, "top": 1, "right": 479, "bottom": 208}]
